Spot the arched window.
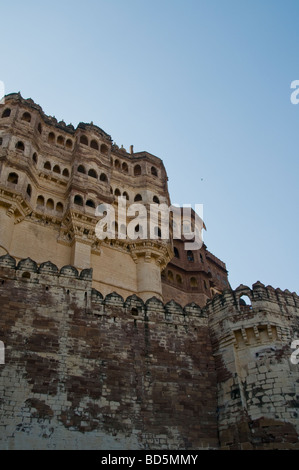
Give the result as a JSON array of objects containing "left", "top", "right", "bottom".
[
  {"left": 114, "top": 159, "right": 121, "bottom": 169},
  {"left": 32, "top": 153, "right": 38, "bottom": 164},
  {"left": 187, "top": 250, "right": 194, "bottom": 262},
  {"left": 62, "top": 168, "right": 69, "bottom": 178},
  {"left": 134, "top": 194, "right": 142, "bottom": 202},
  {"left": 101, "top": 144, "right": 108, "bottom": 155},
  {"left": 48, "top": 132, "right": 55, "bottom": 143},
  {"left": 114, "top": 188, "right": 121, "bottom": 197},
  {"left": 151, "top": 166, "right": 158, "bottom": 177},
  {"left": 174, "top": 247, "right": 180, "bottom": 259},
  {"left": 154, "top": 226, "right": 162, "bottom": 238},
  {"left": 78, "top": 165, "right": 86, "bottom": 174},
  {"left": 46, "top": 199, "right": 54, "bottom": 210},
  {"left": 168, "top": 270, "right": 174, "bottom": 282},
  {"left": 90, "top": 139, "right": 99, "bottom": 150},
  {"left": 57, "top": 135, "right": 64, "bottom": 146},
  {"left": 153, "top": 195, "right": 160, "bottom": 204},
  {"left": 26, "top": 184, "right": 32, "bottom": 197},
  {"left": 53, "top": 165, "right": 61, "bottom": 174},
  {"left": 56, "top": 202, "right": 64, "bottom": 213},
  {"left": 37, "top": 195, "right": 45, "bottom": 207},
  {"left": 134, "top": 165, "right": 142, "bottom": 176},
  {"left": 15, "top": 141, "right": 25, "bottom": 151},
  {"left": 86, "top": 199, "right": 96, "bottom": 208},
  {"left": 239, "top": 295, "right": 252, "bottom": 311},
  {"left": 100, "top": 173, "right": 107, "bottom": 182},
  {"left": 8, "top": 172, "right": 18, "bottom": 184},
  {"left": 80, "top": 135, "right": 88, "bottom": 146},
  {"left": 21, "top": 112, "right": 31, "bottom": 123},
  {"left": 2, "top": 108, "right": 11, "bottom": 118},
  {"left": 123, "top": 191, "right": 129, "bottom": 201},
  {"left": 88, "top": 169, "right": 98, "bottom": 179},
  {"left": 190, "top": 277, "right": 198, "bottom": 288},
  {"left": 74, "top": 195, "right": 83, "bottom": 206},
  {"left": 122, "top": 162, "right": 128, "bottom": 173},
  {"left": 37, "top": 123, "right": 42, "bottom": 134},
  {"left": 176, "top": 274, "right": 182, "bottom": 285},
  {"left": 44, "top": 161, "right": 51, "bottom": 171},
  {"left": 66, "top": 139, "right": 73, "bottom": 149}
]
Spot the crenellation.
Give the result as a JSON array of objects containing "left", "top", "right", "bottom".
[{"left": 0, "top": 94, "right": 298, "bottom": 450}]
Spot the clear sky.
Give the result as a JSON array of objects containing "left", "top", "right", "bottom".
[{"left": 1, "top": 0, "right": 298, "bottom": 294}]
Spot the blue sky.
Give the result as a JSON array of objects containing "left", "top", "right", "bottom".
[{"left": 1, "top": 0, "right": 298, "bottom": 294}]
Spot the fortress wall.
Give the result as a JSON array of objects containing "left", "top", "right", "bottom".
[
  {"left": 0, "top": 255, "right": 218, "bottom": 450},
  {"left": 207, "top": 283, "right": 299, "bottom": 449}
]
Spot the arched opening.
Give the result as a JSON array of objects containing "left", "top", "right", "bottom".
[
  {"left": 56, "top": 202, "right": 64, "bottom": 213},
  {"left": 21, "top": 112, "right": 31, "bottom": 123},
  {"left": 154, "top": 226, "right": 162, "bottom": 238},
  {"left": 46, "top": 199, "right": 54, "bottom": 211},
  {"left": 32, "top": 153, "right": 38, "bottom": 164},
  {"left": 239, "top": 295, "right": 252, "bottom": 311},
  {"left": 151, "top": 166, "right": 158, "bottom": 177},
  {"left": 168, "top": 270, "right": 174, "bottom": 282},
  {"left": 37, "top": 123, "right": 42, "bottom": 134},
  {"left": 37, "top": 195, "right": 45, "bottom": 207},
  {"left": 8, "top": 172, "right": 18, "bottom": 184},
  {"left": 100, "top": 173, "right": 107, "bottom": 182},
  {"left": 153, "top": 195, "right": 160, "bottom": 204},
  {"left": 190, "top": 277, "right": 198, "bottom": 288},
  {"left": 176, "top": 274, "right": 182, "bottom": 285},
  {"left": 86, "top": 199, "right": 96, "bottom": 208},
  {"left": 26, "top": 184, "right": 32, "bottom": 197},
  {"left": 134, "top": 165, "right": 142, "bottom": 176},
  {"left": 88, "top": 169, "right": 98, "bottom": 179},
  {"left": 122, "top": 162, "right": 128, "bottom": 173},
  {"left": 114, "top": 188, "right": 121, "bottom": 197},
  {"left": 174, "top": 247, "right": 180, "bottom": 259},
  {"left": 78, "top": 165, "right": 86, "bottom": 174},
  {"left": 44, "top": 161, "right": 51, "bottom": 171},
  {"left": 187, "top": 250, "right": 194, "bottom": 262},
  {"left": 74, "top": 195, "right": 84, "bottom": 206},
  {"left": 62, "top": 168, "right": 69, "bottom": 178},
  {"left": 123, "top": 191, "right": 129, "bottom": 201},
  {"left": 48, "top": 132, "right": 55, "bottom": 143},
  {"left": 80, "top": 135, "right": 88, "bottom": 146},
  {"left": 101, "top": 144, "right": 109, "bottom": 155},
  {"left": 114, "top": 159, "right": 121, "bottom": 169},
  {"left": 53, "top": 165, "right": 61, "bottom": 174},
  {"left": 22, "top": 272, "right": 31, "bottom": 279},
  {"left": 66, "top": 139, "right": 73, "bottom": 149},
  {"left": 2, "top": 108, "right": 11, "bottom": 118},
  {"left": 15, "top": 141, "right": 25, "bottom": 151},
  {"left": 134, "top": 194, "right": 142, "bottom": 202},
  {"left": 90, "top": 139, "right": 99, "bottom": 150},
  {"left": 57, "top": 135, "right": 64, "bottom": 146}
]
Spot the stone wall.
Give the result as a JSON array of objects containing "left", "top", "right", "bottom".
[
  {"left": 207, "top": 282, "right": 299, "bottom": 449},
  {"left": 0, "top": 254, "right": 218, "bottom": 450}
]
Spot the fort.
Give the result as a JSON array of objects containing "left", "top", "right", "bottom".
[{"left": 0, "top": 93, "right": 298, "bottom": 450}]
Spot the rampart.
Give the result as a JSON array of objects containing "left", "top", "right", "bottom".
[
  {"left": 0, "top": 254, "right": 298, "bottom": 450},
  {"left": 0, "top": 254, "right": 217, "bottom": 450}
]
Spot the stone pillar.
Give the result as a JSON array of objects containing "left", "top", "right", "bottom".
[{"left": 129, "top": 240, "right": 173, "bottom": 302}]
